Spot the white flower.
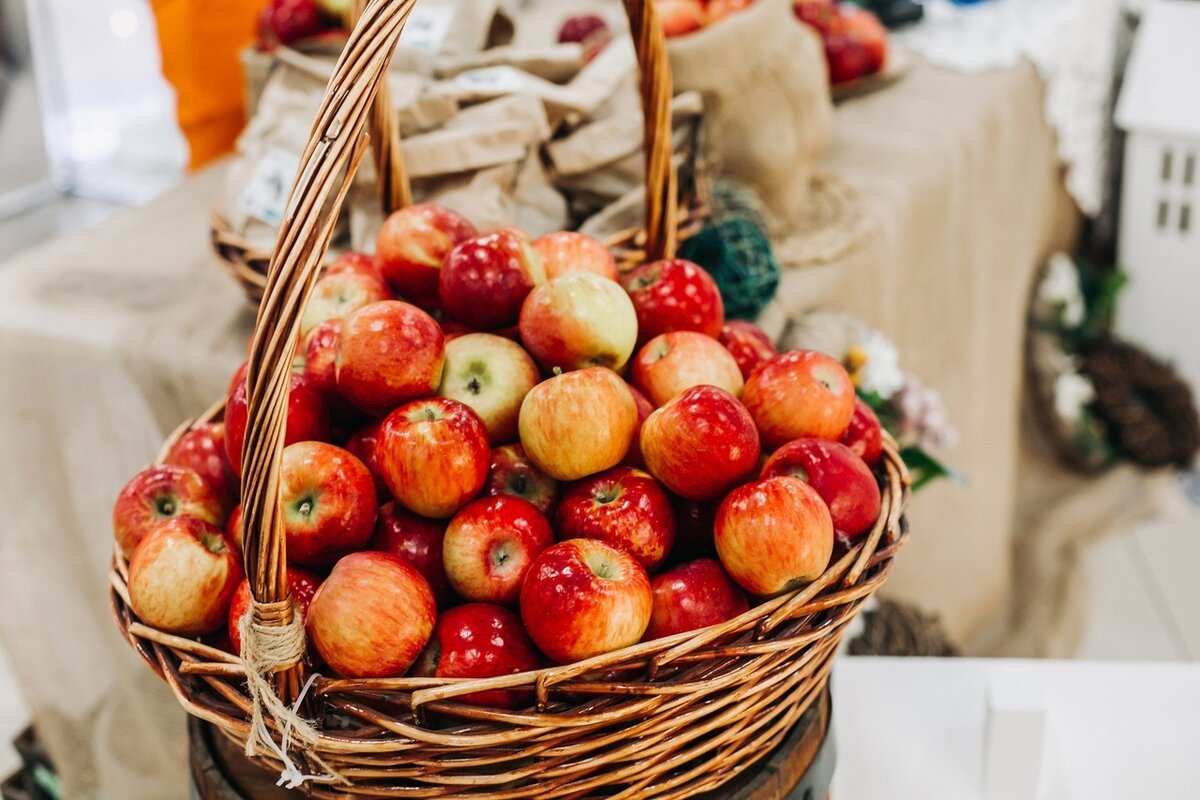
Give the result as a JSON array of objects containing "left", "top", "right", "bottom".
[
  {"left": 1053, "top": 371, "right": 1096, "bottom": 423},
  {"left": 1039, "top": 252, "right": 1086, "bottom": 328},
  {"left": 855, "top": 330, "right": 905, "bottom": 399}
]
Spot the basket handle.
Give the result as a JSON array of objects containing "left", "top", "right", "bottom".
[{"left": 240, "top": 0, "right": 678, "bottom": 693}]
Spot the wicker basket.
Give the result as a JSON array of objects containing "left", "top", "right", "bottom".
[{"left": 111, "top": 2, "right": 911, "bottom": 797}]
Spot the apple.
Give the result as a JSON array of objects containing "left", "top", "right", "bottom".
[
  {"left": 632, "top": 331, "right": 745, "bottom": 407},
  {"left": 443, "top": 496, "right": 553, "bottom": 606},
  {"left": 377, "top": 398, "right": 490, "bottom": 518},
  {"left": 162, "top": 422, "right": 238, "bottom": 514},
  {"left": 640, "top": 385, "right": 760, "bottom": 501},
  {"left": 439, "top": 230, "right": 546, "bottom": 330},
  {"left": 224, "top": 365, "right": 330, "bottom": 477},
  {"left": 113, "top": 464, "right": 224, "bottom": 558},
  {"left": 718, "top": 320, "right": 778, "bottom": 380},
  {"left": 840, "top": 398, "right": 883, "bottom": 467},
  {"left": 742, "top": 350, "right": 856, "bottom": 448},
  {"left": 520, "top": 539, "right": 652, "bottom": 664},
  {"left": 412, "top": 603, "right": 540, "bottom": 708},
  {"left": 345, "top": 420, "right": 389, "bottom": 497},
  {"left": 644, "top": 558, "right": 749, "bottom": 639},
  {"left": 621, "top": 384, "right": 655, "bottom": 468},
  {"left": 335, "top": 300, "right": 445, "bottom": 415},
  {"left": 793, "top": 0, "right": 838, "bottom": 35},
  {"left": 519, "top": 273, "right": 638, "bottom": 372},
  {"left": 670, "top": 496, "right": 717, "bottom": 560},
  {"left": 558, "top": 13, "right": 610, "bottom": 45},
  {"left": 325, "top": 251, "right": 383, "bottom": 282},
  {"left": 714, "top": 476, "right": 833, "bottom": 595},
  {"left": 485, "top": 444, "right": 559, "bottom": 514},
  {"left": 128, "top": 517, "right": 243, "bottom": 637},
  {"left": 532, "top": 231, "right": 619, "bottom": 282},
  {"left": 227, "top": 567, "right": 321, "bottom": 654},
  {"left": 707, "top": 0, "right": 755, "bottom": 22},
  {"left": 760, "top": 438, "right": 881, "bottom": 541},
  {"left": 299, "top": 269, "right": 390, "bottom": 336},
  {"left": 656, "top": 0, "right": 708, "bottom": 37},
  {"left": 376, "top": 204, "right": 477, "bottom": 309},
  {"left": 823, "top": 28, "right": 872, "bottom": 84},
  {"left": 306, "top": 551, "right": 436, "bottom": 678},
  {"left": 279, "top": 441, "right": 377, "bottom": 566},
  {"left": 556, "top": 467, "right": 675, "bottom": 572},
  {"left": 621, "top": 259, "right": 724, "bottom": 344},
  {"left": 257, "top": 0, "right": 325, "bottom": 48},
  {"left": 302, "top": 319, "right": 345, "bottom": 408},
  {"left": 840, "top": 7, "right": 887, "bottom": 74},
  {"left": 436, "top": 333, "right": 539, "bottom": 445},
  {"left": 225, "top": 505, "right": 243, "bottom": 554},
  {"left": 368, "top": 501, "right": 451, "bottom": 606},
  {"left": 518, "top": 368, "right": 638, "bottom": 481}
]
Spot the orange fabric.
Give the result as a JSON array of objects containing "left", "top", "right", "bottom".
[{"left": 149, "top": 0, "right": 261, "bottom": 170}]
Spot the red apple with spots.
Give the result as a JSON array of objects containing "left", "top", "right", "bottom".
[
  {"left": 621, "top": 259, "right": 724, "bottom": 344},
  {"left": 300, "top": 269, "right": 391, "bottom": 336},
  {"left": 162, "top": 422, "right": 238, "bottom": 514},
  {"left": 714, "top": 476, "right": 833, "bottom": 595},
  {"left": 556, "top": 467, "right": 675, "bottom": 572},
  {"left": 113, "top": 464, "right": 224, "bottom": 558},
  {"left": 436, "top": 333, "right": 539, "bottom": 445},
  {"left": 279, "top": 441, "right": 377, "bottom": 566},
  {"left": 376, "top": 204, "right": 477, "bottom": 309},
  {"left": 741, "top": 350, "right": 856, "bottom": 448},
  {"left": 439, "top": 230, "right": 546, "bottom": 330},
  {"left": 840, "top": 398, "right": 883, "bottom": 467},
  {"left": 306, "top": 552, "right": 436, "bottom": 678},
  {"left": 532, "top": 231, "right": 619, "bottom": 282},
  {"left": 485, "top": 444, "right": 559, "bottom": 515},
  {"left": 345, "top": 420, "right": 388, "bottom": 497},
  {"left": 224, "top": 364, "right": 330, "bottom": 477},
  {"left": 442, "top": 496, "right": 553, "bottom": 606},
  {"left": 645, "top": 558, "right": 748, "bottom": 639},
  {"left": 718, "top": 320, "right": 777, "bottom": 380},
  {"left": 760, "top": 438, "right": 881, "bottom": 541},
  {"left": 335, "top": 300, "right": 445, "bottom": 415},
  {"left": 632, "top": 331, "right": 744, "bottom": 407},
  {"left": 368, "top": 502, "right": 451, "bottom": 606},
  {"left": 520, "top": 539, "right": 652, "bottom": 664},
  {"left": 519, "top": 273, "right": 638, "bottom": 372},
  {"left": 302, "top": 319, "right": 350, "bottom": 412},
  {"left": 227, "top": 567, "right": 321, "bottom": 654}
]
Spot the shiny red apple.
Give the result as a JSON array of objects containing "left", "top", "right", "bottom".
[
  {"left": 227, "top": 567, "right": 321, "bottom": 654},
  {"left": 345, "top": 419, "right": 389, "bottom": 497},
  {"left": 162, "top": 422, "right": 238, "bottom": 514},
  {"left": 439, "top": 230, "right": 546, "bottom": 330},
  {"left": 113, "top": 464, "right": 224, "bottom": 558},
  {"left": 632, "top": 331, "right": 745, "bottom": 407},
  {"left": 485, "top": 444, "right": 560, "bottom": 514},
  {"left": 840, "top": 398, "right": 883, "bottom": 467},
  {"left": 436, "top": 333, "right": 539, "bottom": 445},
  {"left": 644, "top": 558, "right": 749, "bottom": 640},
  {"left": 621, "top": 258, "right": 724, "bottom": 344},
  {"left": 556, "top": 467, "right": 675, "bottom": 572},
  {"left": 519, "top": 273, "right": 638, "bottom": 372},
  {"left": 532, "top": 231, "right": 619, "bottom": 281},
  {"left": 278, "top": 441, "right": 377, "bottom": 566},
  {"left": 375, "top": 204, "right": 477, "bottom": 309},
  {"left": 368, "top": 501, "right": 452, "bottom": 606},
  {"left": 742, "top": 349, "right": 856, "bottom": 448},
  {"left": 300, "top": 269, "right": 390, "bottom": 336},
  {"left": 718, "top": 320, "right": 778, "bottom": 380},
  {"left": 224, "top": 365, "right": 330, "bottom": 477},
  {"left": 760, "top": 438, "right": 881, "bottom": 541},
  {"left": 335, "top": 300, "right": 445, "bottom": 415},
  {"left": 443, "top": 495, "right": 553, "bottom": 606}
]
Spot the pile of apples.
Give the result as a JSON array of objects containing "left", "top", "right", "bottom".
[{"left": 113, "top": 205, "right": 887, "bottom": 695}]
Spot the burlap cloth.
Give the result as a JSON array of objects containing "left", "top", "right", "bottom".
[{"left": 0, "top": 59, "right": 1163, "bottom": 798}]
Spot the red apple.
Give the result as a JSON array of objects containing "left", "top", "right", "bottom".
[
  {"left": 300, "top": 269, "right": 390, "bottom": 336},
  {"left": 707, "top": 0, "right": 755, "bottom": 22},
  {"left": 227, "top": 567, "right": 321, "bottom": 654},
  {"left": 824, "top": 28, "right": 872, "bottom": 84},
  {"left": 840, "top": 398, "right": 883, "bottom": 467},
  {"left": 443, "top": 496, "right": 553, "bottom": 606},
  {"left": 224, "top": 365, "right": 331, "bottom": 477},
  {"left": 325, "top": 251, "right": 383, "bottom": 282},
  {"left": 334, "top": 300, "right": 446, "bottom": 415},
  {"left": 632, "top": 331, "right": 745, "bottom": 407},
  {"left": 519, "top": 273, "right": 638, "bottom": 372},
  {"left": 656, "top": 0, "right": 708, "bottom": 37},
  {"left": 641, "top": 385, "right": 760, "bottom": 501},
  {"left": 558, "top": 13, "right": 610, "bottom": 46},
  {"left": 622, "top": 259, "right": 724, "bottom": 344},
  {"left": 793, "top": 0, "right": 837, "bottom": 35},
  {"left": 557, "top": 467, "right": 675, "bottom": 572},
  {"left": 376, "top": 204, "right": 477, "bottom": 309},
  {"left": 714, "top": 476, "right": 833, "bottom": 595},
  {"left": 718, "top": 320, "right": 777, "bottom": 380},
  {"left": 485, "top": 444, "right": 559, "bottom": 514},
  {"left": 258, "top": 0, "right": 325, "bottom": 48},
  {"left": 518, "top": 368, "right": 638, "bottom": 481},
  {"left": 113, "top": 464, "right": 224, "bottom": 558},
  {"left": 378, "top": 398, "right": 490, "bottom": 518},
  {"left": 226, "top": 505, "right": 243, "bottom": 554},
  {"left": 436, "top": 333, "right": 539, "bottom": 444},
  {"left": 532, "top": 231, "right": 619, "bottom": 282},
  {"left": 742, "top": 350, "right": 856, "bottom": 448},
  {"left": 644, "top": 558, "right": 748, "bottom": 639},
  {"left": 279, "top": 441, "right": 377, "bottom": 566},
  {"left": 306, "top": 551, "right": 436, "bottom": 678},
  {"left": 368, "top": 501, "right": 451, "bottom": 606},
  {"left": 760, "top": 438, "right": 881, "bottom": 541},
  {"left": 520, "top": 539, "right": 652, "bottom": 663},
  {"left": 841, "top": 7, "right": 887, "bottom": 74},
  {"left": 621, "top": 384, "right": 655, "bottom": 468},
  {"left": 345, "top": 420, "right": 389, "bottom": 497},
  {"left": 302, "top": 319, "right": 345, "bottom": 407},
  {"left": 412, "top": 603, "right": 540, "bottom": 708},
  {"left": 439, "top": 230, "right": 546, "bottom": 330},
  {"left": 128, "top": 517, "right": 243, "bottom": 637},
  {"left": 162, "top": 423, "right": 238, "bottom": 514}
]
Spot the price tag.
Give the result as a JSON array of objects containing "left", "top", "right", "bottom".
[
  {"left": 237, "top": 147, "right": 300, "bottom": 227},
  {"left": 398, "top": 6, "right": 455, "bottom": 54},
  {"left": 455, "top": 66, "right": 529, "bottom": 95}
]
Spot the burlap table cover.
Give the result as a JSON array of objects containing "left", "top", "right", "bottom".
[{"left": 0, "top": 59, "right": 1156, "bottom": 798}]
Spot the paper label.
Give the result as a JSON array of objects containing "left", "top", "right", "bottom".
[
  {"left": 398, "top": 6, "right": 455, "bottom": 54},
  {"left": 237, "top": 147, "right": 300, "bottom": 227},
  {"left": 455, "top": 65, "right": 530, "bottom": 95}
]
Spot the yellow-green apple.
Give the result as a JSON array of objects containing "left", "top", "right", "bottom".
[
  {"left": 162, "top": 422, "right": 238, "bottom": 514},
  {"left": 485, "top": 444, "right": 559, "bottom": 514},
  {"left": 760, "top": 438, "right": 881, "bottom": 541},
  {"left": 621, "top": 258, "right": 724, "bottom": 344},
  {"left": 368, "top": 501, "right": 451, "bottom": 606},
  {"left": 335, "top": 300, "right": 445, "bottom": 415},
  {"left": 714, "top": 476, "right": 833, "bottom": 595},
  {"left": 306, "top": 551, "right": 436, "bottom": 677},
  {"left": 376, "top": 204, "right": 477, "bottom": 309},
  {"left": 641, "top": 385, "right": 760, "bottom": 500},
  {"left": 127, "top": 517, "right": 243, "bottom": 636},
  {"left": 656, "top": 0, "right": 708, "bottom": 37},
  {"left": 518, "top": 367, "right": 638, "bottom": 480},
  {"left": 436, "top": 333, "right": 539, "bottom": 444},
  {"left": 412, "top": 603, "right": 540, "bottom": 708},
  {"left": 279, "top": 441, "right": 377, "bottom": 566},
  {"left": 378, "top": 398, "right": 490, "bottom": 518},
  {"left": 345, "top": 420, "right": 389, "bottom": 497},
  {"left": 439, "top": 230, "right": 546, "bottom": 330},
  {"left": 632, "top": 331, "right": 744, "bottom": 407},
  {"left": 224, "top": 365, "right": 330, "bottom": 477},
  {"left": 644, "top": 558, "right": 748, "bottom": 639},
  {"left": 443, "top": 496, "right": 553, "bottom": 606},
  {"left": 299, "top": 269, "right": 390, "bottom": 336},
  {"left": 840, "top": 398, "right": 883, "bottom": 467},
  {"left": 227, "top": 567, "right": 321, "bottom": 654},
  {"left": 519, "top": 273, "right": 638, "bottom": 372},
  {"left": 741, "top": 350, "right": 856, "bottom": 447},
  {"left": 325, "top": 251, "right": 383, "bottom": 282},
  {"left": 556, "top": 467, "right": 675, "bottom": 572},
  {"left": 532, "top": 231, "right": 619, "bottom": 281},
  {"left": 718, "top": 320, "right": 777, "bottom": 380},
  {"left": 113, "top": 464, "right": 224, "bottom": 558},
  {"left": 520, "top": 539, "right": 652, "bottom": 663},
  {"left": 621, "top": 384, "right": 655, "bottom": 468}
]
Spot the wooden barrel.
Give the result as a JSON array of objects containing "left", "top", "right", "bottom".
[{"left": 189, "top": 693, "right": 834, "bottom": 800}]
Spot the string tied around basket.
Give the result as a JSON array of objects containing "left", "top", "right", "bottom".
[{"left": 238, "top": 599, "right": 345, "bottom": 789}]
